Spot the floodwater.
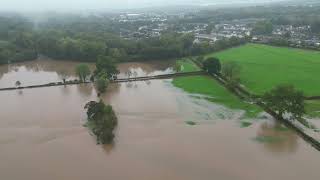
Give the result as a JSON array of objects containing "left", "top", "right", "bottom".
[
  {"left": 0, "top": 59, "right": 319, "bottom": 180},
  {"left": 0, "top": 59, "right": 174, "bottom": 88},
  {"left": 0, "top": 59, "right": 95, "bottom": 88}
]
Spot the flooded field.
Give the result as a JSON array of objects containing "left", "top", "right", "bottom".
[
  {"left": 0, "top": 59, "right": 174, "bottom": 88},
  {"left": 0, "top": 59, "right": 319, "bottom": 180}
]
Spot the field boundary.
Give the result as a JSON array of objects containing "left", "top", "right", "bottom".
[
  {"left": 0, "top": 71, "right": 205, "bottom": 91},
  {"left": 188, "top": 58, "right": 320, "bottom": 151}
]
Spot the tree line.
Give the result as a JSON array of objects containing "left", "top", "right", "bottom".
[
  {"left": 0, "top": 14, "right": 249, "bottom": 65},
  {"left": 0, "top": 16, "right": 37, "bottom": 64}
]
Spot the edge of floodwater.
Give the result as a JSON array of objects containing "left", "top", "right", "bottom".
[{"left": 189, "top": 58, "right": 320, "bottom": 151}]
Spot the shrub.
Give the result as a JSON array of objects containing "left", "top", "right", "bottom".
[{"left": 84, "top": 100, "right": 118, "bottom": 144}]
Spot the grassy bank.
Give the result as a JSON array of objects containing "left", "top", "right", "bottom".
[
  {"left": 207, "top": 43, "right": 320, "bottom": 96},
  {"left": 173, "top": 58, "right": 261, "bottom": 118},
  {"left": 306, "top": 100, "right": 320, "bottom": 118},
  {"left": 173, "top": 75, "right": 261, "bottom": 118},
  {"left": 175, "top": 58, "right": 201, "bottom": 72},
  {"left": 205, "top": 43, "right": 320, "bottom": 118}
]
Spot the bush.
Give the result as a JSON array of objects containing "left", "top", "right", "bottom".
[
  {"left": 202, "top": 57, "right": 221, "bottom": 74},
  {"left": 84, "top": 100, "right": 118, "bottom": 144},
  {"left": 263, "top": 84, "right": 305, "bottom": 120},
  {"left": 221, "top": 61, "right": 241, "bottom": 88},
  {"left": 95, "top": 77, "right": 109, "bottom": 94}
]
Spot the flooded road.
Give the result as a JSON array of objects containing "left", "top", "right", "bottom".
[
  {"left": 0, "top": 60, "right": 319, "bottom": 180},
  {"left": 0, "top": 59, "right": 174, "bottom": 88}
]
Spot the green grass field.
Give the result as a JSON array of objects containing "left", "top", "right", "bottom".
[
  {"left": 208, "top": 43, "right": 320, "bottom": 96},
  {"left": 173, "top": 75, "right": 261, "bottom": 118},
  {"left": 173, "top": 46, "right": 320, "bottom": 118},
  {"left": 176, "top": 58, "right": 201, "bottom": 72},
  {"left": 306, "top": 101, "right": 320, "bottom": 118}
]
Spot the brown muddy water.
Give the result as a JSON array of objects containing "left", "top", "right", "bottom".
[{"left": 0, "top": 60, "right": 319, "bottom": 180}]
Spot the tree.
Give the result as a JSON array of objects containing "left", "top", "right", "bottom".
[
  {"left": 205, "top": 23, "right": 214, "bottom": 34},
  {"left": 75, "top": 64, "right": 91, "bottom": 82},
  {"left": 283, "top": 31, "right": 291, "bottom": 38},
  {"left": 311, "top": 21, "right": 320, "bottom": 34},
  {"left": 202, "top": 57, "right": 221, "bottom": 74},
  {"left": 262, "top": 85, "right": 305, "bottom": 120},
  {"left": 15, "top": 81, "right": 21, "bottom": 87},
  {"left": 251, "top": 21, "right": 273, "bottom": 35},
  {"left": 84, "top": 100, "right": 118, "bottom": 144},
  {"left": 95, "top": 76, "right": 109, "bottom": 94},
  {"left": 95, "top": 56, "right": 119, "bottom": 80},
  {"left": 109, "top": 48, "right": 124, "bottom": 59},
  {"left": 221, "top": 61, "right": 241, "bottom": 88}
]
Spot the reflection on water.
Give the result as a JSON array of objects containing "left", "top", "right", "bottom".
[
  {"left": 117, "top": 61, "right": 175, "bottom": 78},
  {"left": 255, "top": 120, "right": 299, "bottom": 153},
  {"left": 0, "top": 59, "right": 95, "bottom": 88},
  {"left": 0, "top": 59, "right": 174, "bottom": 88},
  {"left": 0, "top": 60, "right": 319, "bottom": 180},
  {"left": 76, "top": 84, "right": 94, "bottom": 97}
]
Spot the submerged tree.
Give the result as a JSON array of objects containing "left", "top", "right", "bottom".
[
  {"left": 15, "top": 80, "right": 21, "bottom": 87},
  {"left": 84, "top": 100, "right": 118, "bottom": 144},
  {"left": 202, "top": 57, "right": 221, "bottom": 74},
  {"left": 262, "top": 85, "right": 305, "bottom": 120},
  {"left": 95, "top": 76, "right": 109, "bottom": 95},
  {"left": 75, "top": 64, "right": 91, "bottom": 82},
  {"left": 94, "top": 69, "right": 110, "bottom": 95},
  {"left": 95, "top": 56, "right": 119, "bottom": 80}
]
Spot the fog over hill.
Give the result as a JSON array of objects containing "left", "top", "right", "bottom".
[{"left": 0, "top": 0, "right": 293, "bottom": 12}]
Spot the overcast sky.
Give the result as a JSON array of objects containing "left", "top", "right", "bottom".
[{"left": 0, "top": 0, "right": 287, "bottom": 11}]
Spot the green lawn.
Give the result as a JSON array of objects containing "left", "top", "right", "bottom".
[
  {"left": 172, "top": 75, "right": 261, "bottom": 118},
  {"left": 306, "top": 100, "right": 320, "bottom": 118},
  {"left": 176, "top": 58, "right": 201, "bottom": 72},
  {"left": 207, "top": 43, "right": 320, "bottom": 96}
]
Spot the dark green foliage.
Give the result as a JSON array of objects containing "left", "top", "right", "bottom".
[
  {"left": 311, "top": 21, "right": 320, "bottom": 34},
  {"left": 240, "top": 121, "right": 252, "bottom": 128},
  {"left": 205, "top": 23, "right": 215, "bottom": 34},
  {"left": 212, "top": 37, "right": 247, "bottom": 52},
  {"left": 95, "top": 76, "right": 109, "bottom": 94},
  {"left": 15, "top": 81, "right": 21, "bottom": 87},
  {"left": 185, "top": 121, "right": 197, "bottom": 126},
  {"left": 263, "top": 85, "right": 305, "bottom": 120},
  {"left": 12, "top": 49, "right": 37, "bottom": 62},
  {"left": 95, "top": 56, "right": 119, "bottom": 80},
  {"left": 251, "top": 21, "right": 273, "bottom": 35},
  {"left": 37, "top": 34, "right": 107, "bottom": 61},
  {"left": 0, "top": 16, "right": 36, "bottom": 64},
  {"left": 202, "top": 57, "right": 221, "bottom": 74},
  {"left": 84, "top": 100, "right": 118, "bottom": 144},
  {"left": 221, "top": 61, "right": 241, "bottom": 88},
  {"left": 268, "top": 37, "right": 290, "bottom": 47},
  {"left": 0, "top": 13, "right": 250, "bottom": 64},
  {"left": 0, "top": 42, "right": 37, "bottom": 64}
]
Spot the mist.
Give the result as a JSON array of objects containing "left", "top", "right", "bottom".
[{"left": 0, "top": 0, "right": 289, "bottom": 12}]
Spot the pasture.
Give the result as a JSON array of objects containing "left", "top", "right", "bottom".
[{"left": 209, "top": 43, "right": 320, "bottom": 96}]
